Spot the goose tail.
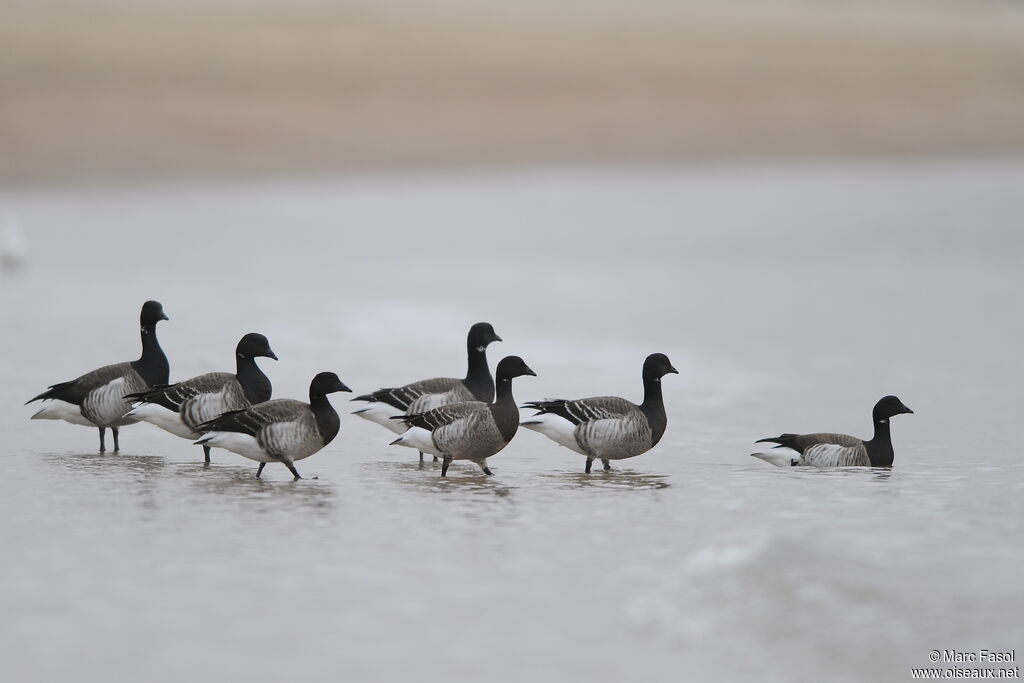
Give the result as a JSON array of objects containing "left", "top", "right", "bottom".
[{"left": 26, "top": 381, "right": 76, "bottom": 405}]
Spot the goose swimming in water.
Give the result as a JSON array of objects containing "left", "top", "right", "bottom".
[{"left": 752, "top": 395, "right": 914, "bottom": 467}]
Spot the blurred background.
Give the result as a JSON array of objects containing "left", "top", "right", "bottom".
[
  {"left": 2, "top": 3, "right": 1024, "bottom": 683},
  {"left": 3, "top": 0, "right": 1024, "bottom": 187}
]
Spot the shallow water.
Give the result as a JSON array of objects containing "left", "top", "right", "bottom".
[{"left": 1, "top": 162, "right": 1022, "bottom": 682}]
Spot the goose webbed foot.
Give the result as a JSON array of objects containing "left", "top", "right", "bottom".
[
  {"left": 441, "top": 457, "right": 452, "bottom": 477},
  {"left": 585, "top": 458, "right": 594, "bottom": 474},
  {"left": 480, "top": 464, "right": 493, "bottom": 476},
  {"left": 432, "top": 456, "right": 439, "bottom": 463},
  {"left": 602, "top": 459, "right": 612, "bottom": 472},
  {"left": 112, "top": 427, "right": 120, "bottom": 453},
  {"left": 256, "top": 463, "right": 266, "bottom": 479}
]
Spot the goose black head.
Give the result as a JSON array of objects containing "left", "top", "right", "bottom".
[
  {"left": 873, "top": 395, "right": 914, "bottom": 422},
  {"left": 236, "top": 333, "right": 278, "bottom": 361},
  {"left": 643, "top": 353, "right": 679, "bottom": 382},
  {"left": 468, "top": 322, "right": 502, "bottom": 352},
  {"left": 310, "top": 372, "right": 352, "bottom": 397},
  {"left": 495, "top": 355, "right": 537, "bottom": 382},
  {"left": 140, "top": 300, "right": 169, "bottom": 327}
]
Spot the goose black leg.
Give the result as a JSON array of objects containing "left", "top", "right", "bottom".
[
  {"left": 256, "top": 463, "right": 266, "bottom": 479},
  {"left": 602, "top": 459, "right": 612, "bottom": 472},
  {"left": 441, "top": 457, "right": 452, "bottom": 477},
  {"left": 283, "top": 461, "right": 302, "bottom": 480},
  {"left": 481, "top": 465, "right": 493, "bottom": 476},
  {"left": 202, "top": 445, "right": 212, "bottom": 465},
  {"left": 433, "top": 456, "right": 439, "bottom": 463},
  {"left": 418, "top": 451, "right": 424, "bottom": 464},
  {"left": 585, "top": 457, "right": 594, "bottom": 473},
  {"left": 112, "top": 427, "right": 120, "bottom": 453},
  {"left": 98, "top": 427, "right": 106, "bottom": 453}
]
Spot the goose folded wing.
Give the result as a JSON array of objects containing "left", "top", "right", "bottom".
[
  {"left": 528, "top": 396, "right": 639, "bottom": 425},
  {"left": 399, "top": 401, "right": 483, "bottom": 432},
  {"left": 358, "top": 377, "right": 461, "bottom": 411},
  {"left": 31, "top": 362, "right": 131, "bottom": 406},
  {"left": 127, "top": 372, "right": 234, "bottom": 411},
  {"left": 179, "top": 374, "right": 250, "bottom": 431},
  {"left": 198, "top": 399, "right": 307, "bottom": 436}
]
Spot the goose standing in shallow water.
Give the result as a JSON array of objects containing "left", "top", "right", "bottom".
[
  {"left": 27, "top": 300, "right": 170, "bottom": 452},
  {"left": 752, "top": 395, "right": 913, "bottom": 467},
  {"left": 520, "top": 353, "right": 678, "bottom": 473},
  {"left": 123, "top": 333, "right": 278, "bottom": 463},
  {"left": 390, "top": 356, "right": 536, "bottom": 477},
  {"left": 194, "top": 372, "right": 350, "bottom": 479},
  {"left": 351, "top": 322, "right": 502, "bottom": 462}
]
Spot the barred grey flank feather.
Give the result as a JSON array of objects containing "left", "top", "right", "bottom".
[
  {"left": 178, "top": 374, "right": 250, "bottom": 433},
  {"left": 407, "top": 383, "right": 475, "bottom": 415},
  {"left": 429, "top": 404, "right": 504, "bottom": 461},
  {"left": 802, "top": 442, "right": 870, "bottom": 467},
  {"left": 576, "top": 411, "right": 652, "bottom": 460},
  {"left": 80, "top": 364, "right": 148, "bottom": 428},
  {"left": 257, "top": 410, "right": 323, "bottom": 460}
]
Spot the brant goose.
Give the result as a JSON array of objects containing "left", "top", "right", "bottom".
[
  {"left": 27, "top": 300, "right": 170, "bottom": 452},
  {"left": 390, "top": 356, "right": 535, "bottom": 477},
  {"left": 752, "top": 395, "right": 914, "bottom": 467},
  {"left": 520, "top": 353, "right": 677, "bottom": 473},
  {"left": 352, "top": 322, "right": 502, "bottom": 462},
  {"left": 123, "top": 333, "right": 278, "bottom": 463},
  {"left": 194, "top": 372, "right": 351, "bottom": 479}
]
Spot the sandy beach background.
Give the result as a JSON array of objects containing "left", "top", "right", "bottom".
[{"left": 3, "top": 0, "right": 1024, "bottom": 187}]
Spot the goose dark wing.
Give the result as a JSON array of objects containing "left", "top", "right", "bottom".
[
  {"left": 755, "top": 432, "right": 863, "bottom": 454},
  {"left": 523, "top": 396, "right": 639, "bottom": 425},
  {"left": 125, "top": 372, "right": 235, "bottom": 411},
  {"left": 354, "top": 377, "right": 463, "bottom": 412},
  {"left": 28, "top": 362, "right": 133, "bottom": 406},
  {"left": 396, "top": 401, "right": 485, "bottom": 433},
  {"left": 198, "top": 399, "right": 308, "bottom": 437}
]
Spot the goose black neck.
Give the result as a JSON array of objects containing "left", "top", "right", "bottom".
[
  {"left": 865, "top": 418, "right": 895, "bottom": 467},
  {"left": 236, "top": 355, "right": 272, "bottom": 404},
  {"left": 490, "top": 375, "right": 520, "bottom": 443},
  {"left": 309, "top": 392, "right": 341, "bottom": 447},
  {"left": 640, "top": 373, "right": 669, "bottom": 447},
  {"left": 464, "top": 342, "right": 495, "bottom": 402},
  {"left": 134, "top": 323, "right": 169, "bottom": 386}
]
